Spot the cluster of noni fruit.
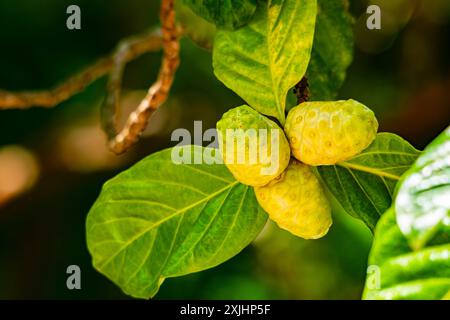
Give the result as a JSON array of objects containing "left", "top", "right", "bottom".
[{"left": 216, "top": 100, "right": 378, "bottom": 239}]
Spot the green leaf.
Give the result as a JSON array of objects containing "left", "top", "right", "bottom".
[
  {"left": 364, "top": 130, "right": 450, "bottom": 300},
  {"left": 213, "top": 0, "right": 317, "bottom": 123},
  {"left": 86, "top": 146, "right": 267, "bottom": 299},
  {"left": 317, "top": 133, "right": 420, "bottom": 231},
  {"left": 396, "top": 126, "right": 450, "bottom": 251},
  {"left": 306, "top": 0, "right": 354, "bottom": 100},
  {"left": 182, "top": 0, "right": 257, "bottom": 30},
  {"left": 176, "top": 0, "right": 217, "bottom": 50},
  {"left": 363, "top": 207, "right": 450, "bottom": 300}
]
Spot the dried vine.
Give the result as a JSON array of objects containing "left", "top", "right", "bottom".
[
  {"left": 105, "top": 0, "right": 180, "bottom": 154},
  {"left": 0, "top": 31, "right": 162, "bottom": 110},
  {"left": 0, "top": 0, "right": 180, "bottom": 155}
]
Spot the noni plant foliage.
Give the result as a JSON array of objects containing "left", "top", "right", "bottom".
[{"left": 86, "top": 0, "right": 450, "bottom": 299}]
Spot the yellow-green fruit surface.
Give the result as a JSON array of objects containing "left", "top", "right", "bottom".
[
  {"left": 285, "top": 99, "right": 378, "bottom": 165},
  {"left": 216, "top": 105, "right": 290, "bottom": 186},
  {"left": 254, "top": 160, "right": 332, "bottom": 239}
]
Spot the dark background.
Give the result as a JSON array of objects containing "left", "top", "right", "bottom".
[{"left": 0, "top": 0, "right": 449, "bottom": 299}]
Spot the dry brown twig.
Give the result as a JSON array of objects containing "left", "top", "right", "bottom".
[
  {"left": 0, "top": 32, "right": 162, "bottom": 109},
  {"left": 0, "top": 0, "right": 180, "bottom": 155},
  {"left": 105, "top": 0, "right": 180, "bottom": 154}
]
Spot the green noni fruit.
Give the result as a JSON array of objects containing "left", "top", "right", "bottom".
[
  {"left": 284, "top": 99, "right": 378, "bottom": 165},
  {"left": 255, "top": 159, "right": 332, "bottom": 239},
  {"left": 216, "top": 105, "right": 290, "bottom": 186}
]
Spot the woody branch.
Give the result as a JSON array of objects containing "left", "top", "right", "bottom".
[
  {"left": 104, "top": 0, "right": 180, "bottom": 155},
  {"left": 0, "top": 0, "right": 180, "bottom": 156},
  {"left": 0, "top": 31, "right": 162, "bottom": 109}
]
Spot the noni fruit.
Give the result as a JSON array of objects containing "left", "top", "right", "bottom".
[
  {"left": 254, "top": 160, "right": 332, "bottom": 239},
  {"left": 216, "top": 105, "right": 290, "bottom": 186},
  {"left": 284, "top": 99, "right": 378, "bottom": 165}
]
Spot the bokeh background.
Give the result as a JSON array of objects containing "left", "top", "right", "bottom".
[{"left": 0, "top": 0, "right": 449, "bottom": 299}]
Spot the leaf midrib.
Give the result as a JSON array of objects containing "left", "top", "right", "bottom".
[
  {"left": 265, "top": 1, "right": 285, "bottom": 123},
  {"left": 338, "top": 162, "right": 401, "bottom": 180}
]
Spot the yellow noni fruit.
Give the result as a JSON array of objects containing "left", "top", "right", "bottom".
[
  {"left": 254, "top": 160, "right": 332, "bottom": 239},
  {"left": 216, "top": 105, "right": 290, "bottom": 187},
  {"left": 284, "top": 99, "right": 378, "bottom": 165}
]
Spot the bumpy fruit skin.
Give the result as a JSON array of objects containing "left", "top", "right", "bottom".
[
  {"left": 285, "top": 99, "right": 378, "bottom": 165},
  {"left": 216, "top": 105, "right": 290, "bottom": 186},
  {"left": 255, "top": 160, "right": 332, "bottom": 239}
]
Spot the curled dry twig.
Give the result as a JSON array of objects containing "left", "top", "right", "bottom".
[
  {"left": 105, "top": 0, "right": 180, "bottom": 154},
  {"left": 0, "top": 0, "right": 180, "bottom": 155},
  {"left": 0, "top": 32, "right": 162, "bottom": 109}
]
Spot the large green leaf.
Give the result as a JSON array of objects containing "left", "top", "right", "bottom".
[
  {"left": 213, "top": 0, "right": 317, "bottom": 123},
  {"left": 86, "top": 146, "right": 267, "bottom": 299},
  {"left": 317, "top": 133, "right": 420, "bottom": 231},
  {"left": 363, "top": 207, "right": 450, "bottom": 300},
  {"left": 182, "top": 0, "right": 257, "bottom": 30},
  {"left": 306, "top": 0, "right": 354, "bottom": 100},
  {"left": 396, "top": 126, "right": 450, "bottom": 251}
]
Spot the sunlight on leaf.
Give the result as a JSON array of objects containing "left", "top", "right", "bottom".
[
  {"left": 86, "top": 146, "right": 267, "bottom": 299},
  {"left": 317, "top": 133, "right": 420, "bottom": 230},
  {"left": 363, "top": 208, "right": 450, "bottom": 300},
  {"left": 396, "top": 126, "right": 450, "bottom": 251},
  {"left": 213, "top": 0, "right": 317, "bottom": 123}
]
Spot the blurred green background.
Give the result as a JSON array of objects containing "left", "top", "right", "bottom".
[{"left": 0, "top": 0, "right": 449, "bottom": 299}]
